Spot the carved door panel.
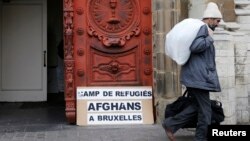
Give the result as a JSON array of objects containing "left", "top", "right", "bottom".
[{"left": 63, "top": 0, "right": 152, "bottom": 123}]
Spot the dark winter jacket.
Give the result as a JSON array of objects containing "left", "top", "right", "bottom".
[{"left": 180, "top": 25, "right": 221, "bottom": 92}]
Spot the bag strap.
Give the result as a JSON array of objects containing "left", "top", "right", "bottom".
[{"left": 183, "top": 89, "right": 188, "bottom": 97}]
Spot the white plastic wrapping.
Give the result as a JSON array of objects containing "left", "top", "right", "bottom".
[{"left": 165, "top": 18, "right": 205, "bottom": 65}]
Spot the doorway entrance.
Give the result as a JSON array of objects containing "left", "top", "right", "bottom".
[
  {"left": 0, "top": 0, "right": 47, "bottom": 102},
  {"left": 63, "top": 0, "right": 153, "bottom": 124}
]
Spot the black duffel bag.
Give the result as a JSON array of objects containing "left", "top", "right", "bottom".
[{"left": 164, "top": 90, "right": 225, "bottom": 128}]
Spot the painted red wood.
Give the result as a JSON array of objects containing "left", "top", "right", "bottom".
[{"left": 63, "top": 0, "right": 153, "bottom": 124}]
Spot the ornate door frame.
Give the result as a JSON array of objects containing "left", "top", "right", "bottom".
[{"left": 63, "top": 0, "right": 75, "bottom": 123}]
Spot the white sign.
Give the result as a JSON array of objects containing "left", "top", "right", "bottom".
[
  {"left": 87, "top": 113, "right": 143, "bottom": 125},
  {"left": 76, "top": 86, "right": 154, "bottom": 126},
  {"left": 77, "top": 86, "right": 152, "bottom": 100},
  {"left": 87, "top": 101, "right": 142, "bottom": 112}
]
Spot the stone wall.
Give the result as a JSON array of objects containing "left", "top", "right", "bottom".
[
  {"left": 212, "top": 29, "right": 237, "bottom": 124},
  {"left": 234, "top": 0, "right": 250, "bottom": 123},
  {"left": 234, "top": 34, "right": 249, "bottom": 123},
  {"left": 235, "top": 0, "right": 250, "bottom": 97},
  {"left": 248, "top": 46, "right": 250, "bottom": 96}
]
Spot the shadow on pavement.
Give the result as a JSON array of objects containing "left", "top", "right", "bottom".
[{"left": 0, "top": 93, "right": 69, "bottom": 132}]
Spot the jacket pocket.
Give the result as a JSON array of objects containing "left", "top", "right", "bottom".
[{"left": 206, "top": 69, "right": 216, "bottom": 83}]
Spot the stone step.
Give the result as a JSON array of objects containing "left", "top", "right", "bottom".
[
  {"left": 235, "top": 9, "right": 250, "bottom": 15},
  {"left": 235, "top": 0, "right": 250, "bottom": 5},
  {"left": 237, "top": 16, "right": 250, "bottom": 24}
]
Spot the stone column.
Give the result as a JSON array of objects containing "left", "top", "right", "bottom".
[
  {"left": 235, "top": 0, "right": 250, "bottom": 123},
  {"left": 212, "top": 28, "right": 237, "bottom": 124},
  {"left": 188, "top": 0, "right": 206, "bottom": 19},
  {"left": 248, "top": 46, "right": 250, "bottom": 96},
  {"left": 233, "top": 33, "right": 249, "bottom": 123},
  {"left": 152, "top": 0, "right": 181, "bottom": 123}
]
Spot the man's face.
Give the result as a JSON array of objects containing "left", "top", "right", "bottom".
[{"left": 208, "top": 18, "right": 221, "bottom": 31}]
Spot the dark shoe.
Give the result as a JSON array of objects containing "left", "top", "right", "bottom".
[{"left": 162, "top": 122, "right": 176, "bottom": 141}]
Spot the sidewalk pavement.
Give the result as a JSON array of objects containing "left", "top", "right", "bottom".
[
  {"left": 0, "top": 101, "right": 195, "bottom": 141},
  {"left": 0, "top": 124, "right": 195, "bottom": 141}
]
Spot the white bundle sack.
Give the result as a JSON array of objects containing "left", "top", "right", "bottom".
[{"left": 165, "top": 18, "right": 205, "bottom": 65}]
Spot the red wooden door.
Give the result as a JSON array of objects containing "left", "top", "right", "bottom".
[{"left": 63, "top": 0, "right": 152, "bottom": 124}]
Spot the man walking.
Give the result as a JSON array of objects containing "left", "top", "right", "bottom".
[{"left": 162, "top": 2, "right": 222, "bottom": 141}]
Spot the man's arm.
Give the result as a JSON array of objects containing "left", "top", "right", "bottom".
[{"left": 189, "top": 25, "right": 214, "bottom": 53}]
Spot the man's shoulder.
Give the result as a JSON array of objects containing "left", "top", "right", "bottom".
[
  {"left": 199, "top": 24, "right": 208, "bottom": 31},
  {"left": 196, "top": 24, "right": 209, "bottom": 37}
]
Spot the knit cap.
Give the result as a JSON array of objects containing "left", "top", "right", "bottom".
[{"left": 203, "top": 2, "right": 222, "bottom": 19}]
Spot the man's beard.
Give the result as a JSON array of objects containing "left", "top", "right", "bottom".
[{"left": 208, "top": 24, "right": 217, "bottom": 31}]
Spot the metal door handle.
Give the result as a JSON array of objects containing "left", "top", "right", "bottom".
[{"left": 43, "top": 51, "right": 47, "bottom": 67}]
